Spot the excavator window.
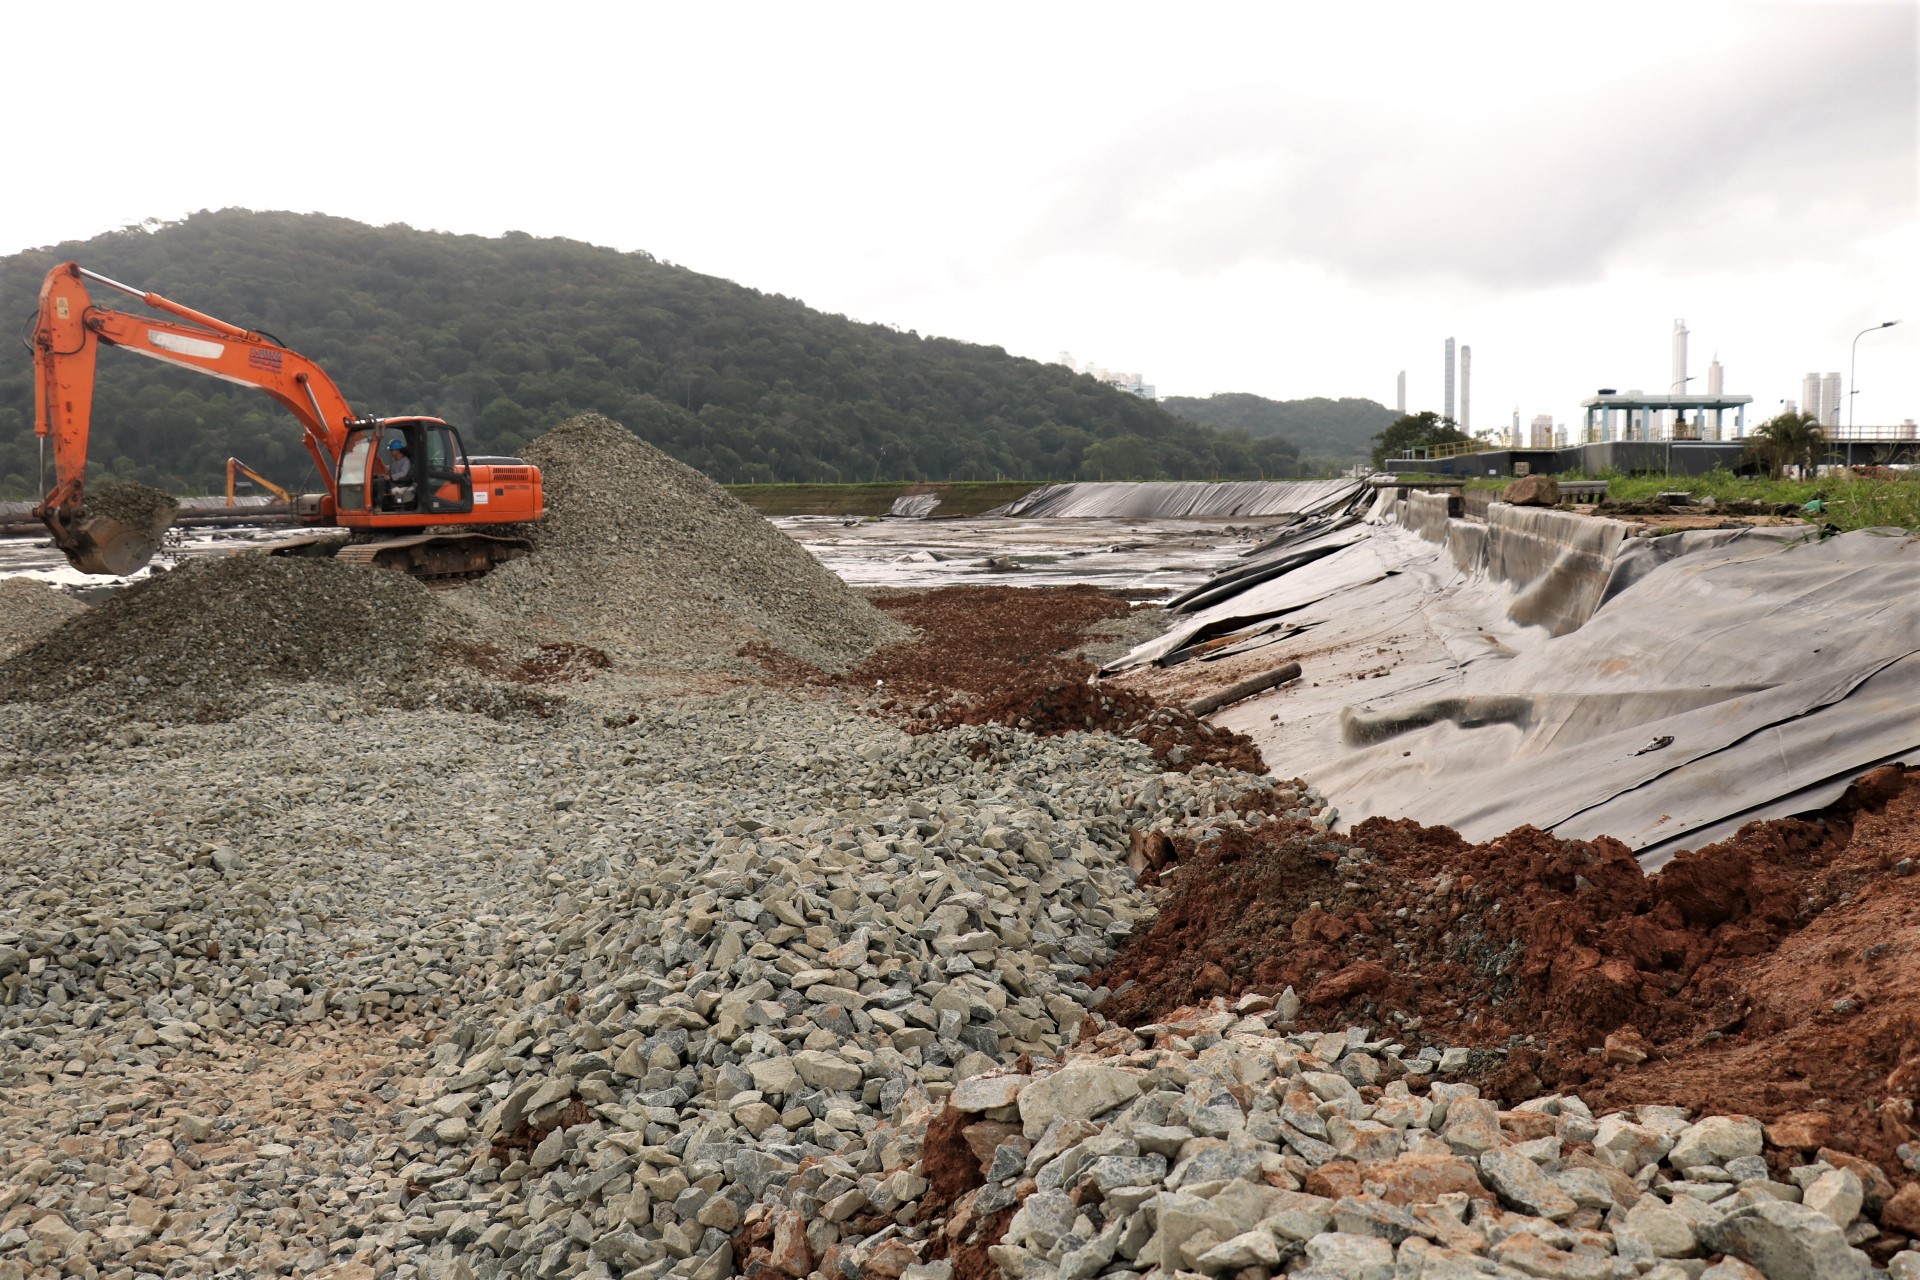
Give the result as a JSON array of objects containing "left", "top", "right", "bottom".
[
  {"left": 422, "top": 424, "right": 475, "bottom": 516},
  {"left": 338, "top": 432, "right": 374, "bottom": 511},
  {"left": 374, "top": 426, "right": 421, "bottom": 512}
]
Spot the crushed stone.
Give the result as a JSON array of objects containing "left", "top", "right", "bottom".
[
  {"left": 0, "top": 579, "right": 85, "bottom": 662},
  {"left": 0, "top": 555, "right": 429, "bottom": 722},
  {"left": 446, "top": 413, "right": 907, "bottom": 673},
  {"left": 82, "top": 480, "right": 179, "bottom": 527}
]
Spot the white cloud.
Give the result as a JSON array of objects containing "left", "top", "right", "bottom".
[{"left": 2, "top": 0, "right": 1914, "bottom": 429}]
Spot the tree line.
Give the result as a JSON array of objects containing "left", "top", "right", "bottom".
[{"left": 0, "top": 210, "right": 1305, "bottom": 497}]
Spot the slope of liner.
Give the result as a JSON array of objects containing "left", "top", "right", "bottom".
[{"left": 1112, "top": 495, "right": 1920, "bottom": 865}]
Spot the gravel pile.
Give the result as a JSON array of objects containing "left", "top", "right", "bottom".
[
  {"left": 449, "top": 414, "right": 905, "bottom": 672},
  {"left": 384, "top": 719, "right": 1302, "bottom": 1280},
  {"left": 0, "top": 669, "right": 1309, "bottom": 1280},
  {"left": 0, "top": 579, "right": 85, "bottom": 662},
  {"left": 0, "top": 556, "right": 429, "bottom": 722},
  {"left": 938, "top": 1001, "right": 1919, "bottom": 1280},
  {"left": 84, "top": 481, "right": 179, "bottom": 527}
]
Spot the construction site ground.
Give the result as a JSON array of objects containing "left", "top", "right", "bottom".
[{"left": 4, "top": 441, "right": 1917, "bottom": 1280}]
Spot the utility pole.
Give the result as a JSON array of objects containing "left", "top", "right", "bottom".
[{"left": 1849, "top": 321, "right": 1900, "bottom": 432}]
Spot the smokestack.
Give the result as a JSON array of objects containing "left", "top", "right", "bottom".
[
  {"left": 1460, "top": 346, "right": 1471, "bottom": 431},
  {"left": 1443, "top": 338, "right": 1456, "bottom": 423},
  {"left": 1707, "top": 356, "right": 1723, "bottom": 397},
  {"left": 1396, "top": 371, "right": 1406, "bottom": 415}
]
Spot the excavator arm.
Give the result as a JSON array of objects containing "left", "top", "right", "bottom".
[
  {"left": 225, "top": 457, "right": 293, "bottom": 506},
  {"left": 26, "top": 259, "right": 542, "bottom": 580},
  {"left": 31, "top": 262, "right": 355, "bottom": 569}
]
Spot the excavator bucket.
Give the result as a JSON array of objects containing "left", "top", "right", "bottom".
[{"left": 46, "top": 484, "right": 180, "bottom": 576}]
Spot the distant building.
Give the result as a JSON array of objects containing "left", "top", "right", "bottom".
[
  {"left": 1801, "top": 373, "right": 1824, "bottom": 423},
  {"left": 1530, "top": 413, "right": 1555, "bottom": 448},
  {"left": 1820, "top": 372, "right": 1841, "bottom": 427},
  {"left": 1460, "top": 346, "right": 1472, "bottom": 431},
  {"left": 1057, "top": 352, "right": 1155, "bottom": 399},
  {"left": 1396, "top": 371, "right": 1406, "bottom": 415},
  {"left": 1443, "top": 338, "right": 1456, "bottom": 423}
]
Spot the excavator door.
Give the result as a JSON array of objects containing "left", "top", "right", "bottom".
[{"left": 420, "top": 423, "right": 474, "bottom": 516}]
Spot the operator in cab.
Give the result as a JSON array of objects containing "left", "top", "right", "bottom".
[{"left": 383, "top": 436, "right": 416, "bottom": 510}]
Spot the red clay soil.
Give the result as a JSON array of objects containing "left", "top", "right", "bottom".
[
  {"left": 915, "top": 1104, "right": 1019, "bottom": 1280},
  {"left": 1092, "top": 765, "right": 1920, "bottom": 1181},
  {"left": 742, "top": 585, "right": 1266, "bottom": 774},
  {"left": 857, "top": 587, "right": 1264, "bottom": 773}
]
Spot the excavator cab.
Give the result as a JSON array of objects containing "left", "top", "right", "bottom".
[{"left": 339, "top": 419, "right": 474, "bottom": 521}]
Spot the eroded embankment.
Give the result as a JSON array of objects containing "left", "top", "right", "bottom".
[
  {"left": 1092, "top": 764, "right": 1920, "bottom": 1175},
  {"left": 744, "top": 584, "right": 1269, "bottom": 775}
]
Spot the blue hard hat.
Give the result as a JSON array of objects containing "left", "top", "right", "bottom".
[{"left": 387, "top": 439, "right": 405, "bottom": 451}]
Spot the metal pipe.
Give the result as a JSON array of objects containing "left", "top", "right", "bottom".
[{"left": 74, "top": 266, "right": 147, "bottom": 298}]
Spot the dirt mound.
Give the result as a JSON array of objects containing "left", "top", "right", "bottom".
[
  {"left": 449, "top": 414, "right": 904, "bottom": 672},
  {"left": 1093, "top": 765, "right": 1920, "bottom": 1175},
  {"left": 834, "top": 586, "right": 1264, "bottom": 773},
  {"left": 0, "top": 579, "right": 86, "bottom": 661},
  {"left": 0, "top": 556, "right": 430, "bottom": 721}
]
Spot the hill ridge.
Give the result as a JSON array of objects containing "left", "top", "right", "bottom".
[{"left": 0, "top": 210, "right": 1301, "bottom": 495}]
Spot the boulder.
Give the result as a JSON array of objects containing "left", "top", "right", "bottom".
[
  {"left": 1668, "top": 1115, "right": 1764, "bottom": 1170},
  {"left": 949, "top": 1074, "right": 1028, "bottom": 1113},
  {"left": 1478, "top": 1147, "right": 1578, "bottom": 1220},
  {"left": 1502, "top": 475, "right": 1561, "bottom": 506},
  {"left": 1017, "top": 1064, "right": 1143, "bottom": 1139},
  {"left": 1303, "top": 1231, "right": 1394, "bottom": 1280},
  {"left": 1697, "top": 1199, "right": 1875, "bottom": 1280}
]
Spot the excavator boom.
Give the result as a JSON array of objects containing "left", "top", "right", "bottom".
[
  {"left": 28, "top": 261, "right": 542, "bottom": 577},
  {"left": 225, "top": 458, "right": 293, "bottom": 506}
]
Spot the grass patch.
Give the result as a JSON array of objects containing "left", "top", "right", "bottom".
[
  {"left": 1464, "top": 469, "right": 1920, "bottom": 533},
  {"left": 724, "top": 481, "right": 1041, "bottom": 517}
]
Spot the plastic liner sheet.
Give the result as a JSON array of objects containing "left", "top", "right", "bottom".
[
  {"left": 1596, "top": 524, "right": 1808, "bottom": 609},
  {"left": 1107, "top": 529, "right": 1405, "bottom": 669},
  {"left": 887, "top": 493, "right": 941, "bottom": 518},
  {"left": 1165, "top": 518, "right": 1369, "bottom": 615},
  {"left": 1230, "top": 527, "right": 1920, "bottom": 864},
  {"left": 995, "top": 478, "right": 1366, "bottom": 519},
  {"left": 1131, "top": 489, "right": 1920, "bottom": 865}
]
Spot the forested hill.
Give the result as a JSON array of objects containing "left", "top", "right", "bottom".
[
  {"left": 1160, "top": 393, "right": 1394, "bottom": 470},
  {"left": 0, "top": 210, "right": 1301, "bottom": 496}
]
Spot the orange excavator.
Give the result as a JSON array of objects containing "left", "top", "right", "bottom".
[
  {"left": 224, "top": 457, "right": 292, "bottom": 507},
  {"left": 28, "top": 261, "right": 544, "bottom": 578}
]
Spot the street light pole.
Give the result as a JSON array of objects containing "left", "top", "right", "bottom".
[{"left": 1849, "top": 320, "right": 1900, "bottom": 432}]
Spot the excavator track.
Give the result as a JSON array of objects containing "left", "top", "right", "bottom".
[
  {"left": 265, "top": 532, "right": 531, "bottom": 588},
  {"left": 333, "top": 533, "right": 531, "bottom": 588}
]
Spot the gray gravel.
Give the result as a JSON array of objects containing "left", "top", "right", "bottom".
[
  {"left": 0, "top": 579, "right": 85, "bottom": 662},
  {"left": 0, "top": 669, "right": 1290, "bottom": 1280},
  {"left": 83, "top": 482, "right": 180, "bottom": 528},
  {"left": 0, "top": 556, "right": 429, "bottom": 723},
  {"left": 967, "top": 1011, "right": 1894, "bottom": 1280},
  {"left": 446, "top": 414, "right": 907, "bottom": 674},
  {"left": 2, "top": 421, "right": 1909, "bottom": 1279}
]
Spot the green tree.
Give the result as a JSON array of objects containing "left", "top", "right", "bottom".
[
  {"left": 1370, "top": 411, "right": 1469, "bottom": 469},
  {"left": 1743, "top": 411, "right": 1824, "bottom": 479},
  {"left": 1079, "top": 434, "right": 1166, "bottom": 481},
  {"left": 0, "top": 209, "right": 1340, "bottom": 494}
]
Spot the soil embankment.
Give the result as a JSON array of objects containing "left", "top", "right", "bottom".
[{"left": 1093, "top": 764, "right": 1920, "bottom": 1176}]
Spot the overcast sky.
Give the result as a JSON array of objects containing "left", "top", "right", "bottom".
[{"left": 6, "top": 0, "right": 1915, "bottom": 431}]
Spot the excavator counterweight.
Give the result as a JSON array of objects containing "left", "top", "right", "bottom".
[{"left": 26, "top": 262, "right": 543, "bottom": 579}]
